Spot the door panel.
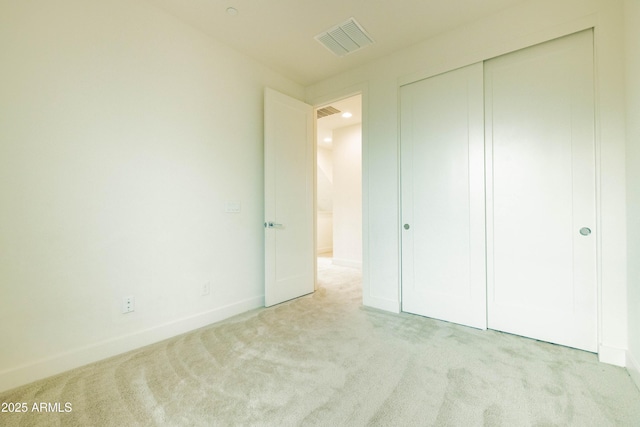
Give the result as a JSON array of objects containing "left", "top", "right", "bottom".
[
  {"left": 485, "top": 30, "right": 597, "bottom": 351},
  {"left": 401, "top": 63, "right": 487, "bottom": 329},
  {"left": 264, "top": 88, "right": 314, "bottom": 307}
]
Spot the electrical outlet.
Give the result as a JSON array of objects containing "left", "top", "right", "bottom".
[
  {"left": 122, "top": 296, "right": 135, "bottom": 314},
  {"left": 201, "top": 281, "right": 211, "bottom": 296}
]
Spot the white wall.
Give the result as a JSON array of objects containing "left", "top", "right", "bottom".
[
  {"left": 624, "top": 0, "right": 640, "bottom": 390},
  {"left": 317, "top": 145, "right": 333, "bottom": 253},
  {"left": 0, "top": 0, "right": 303, "bottom": 392},
  {"left": 306, "top": 0, "right": 629, "bottom": 365},
  {"left": 332, "top": 125, "right": 362, "bottom": 267}
]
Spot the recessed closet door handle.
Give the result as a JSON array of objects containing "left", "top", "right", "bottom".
[
  {"left": 579, "top": 227, "right": 591, "bottom": 236},
  {"left": 403, "top": 224, "right": 410, "bottom": 230}
]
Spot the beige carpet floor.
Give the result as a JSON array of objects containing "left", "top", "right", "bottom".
[{"left": 1, "top": 259, "right": 640, "bottom": 426}]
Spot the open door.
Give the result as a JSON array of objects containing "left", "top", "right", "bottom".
[{"left": 264, "top": 88, "right": 315, "bottom": 307}]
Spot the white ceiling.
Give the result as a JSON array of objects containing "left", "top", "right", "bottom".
[{"left": 146, "top": 0, "right": 528, "bottom": 86}]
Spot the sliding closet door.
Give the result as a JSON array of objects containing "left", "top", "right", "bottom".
[
  {"left": 401, "top": 63, "right": 486, "bottom": 329},
  {"left": 485, "top": 30, "right": 597, "bottom": 351}
]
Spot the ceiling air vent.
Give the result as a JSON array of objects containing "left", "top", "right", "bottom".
[
  {"left": 315, "top": 17, "right": 374, "bottom": 57},
  {"left": 316, "top": 106, "right": 341, "bottom": 119}
]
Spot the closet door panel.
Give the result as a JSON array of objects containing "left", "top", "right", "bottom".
[
  {"left": 401, "top": 63, "right": 486, "bottom": 329},
  {"left": 485, "top": 30, "right": 597, "bottom": 351}
]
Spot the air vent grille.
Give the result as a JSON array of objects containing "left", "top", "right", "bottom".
[
  {"left": 317, "top": 106, "right": 341, "bottom": 119},
  {"left": 315, "top": 17, "right": 374, "bottom": 57}
]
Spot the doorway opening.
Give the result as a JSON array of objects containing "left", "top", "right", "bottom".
[{"left": 315, "top": 94, "right": 363, "bottom": 289}]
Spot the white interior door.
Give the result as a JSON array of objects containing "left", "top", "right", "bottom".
[
  {"left": 401, "top": 63, "right": 487, "bottom": 329},
  {"left": 264, "top": 88, "right": 314, "bottom": 307},
  {"left": 485, "top": 30, "right": 597, "bottom": 352}
]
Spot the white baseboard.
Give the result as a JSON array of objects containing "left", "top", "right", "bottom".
[
  {"left": 598, "top": 344, "right": 627, "bottom": 367},
  {"left": 332, "top": 258, "right": 362, "bottom": 269},
  {"left": 363, "top": 294, "right": 400, "bottom": 314},
  {"left": 627, "top": 350, "right": 640, "bottom": 392},
  {"left": 0, "top": 296, "right": 263, "bottom": 393}
]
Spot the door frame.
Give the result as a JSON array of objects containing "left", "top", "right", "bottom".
[{"left": 308, "top": 84, "right": 368, "bottom": 293}]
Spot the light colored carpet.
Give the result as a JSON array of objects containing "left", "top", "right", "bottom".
[{"left": 1, "top": 259, "right": 639, "bottom": 426}]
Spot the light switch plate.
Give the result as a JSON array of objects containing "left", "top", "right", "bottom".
[{"left": 225, "top": 201, "right": 241, "bottom": 213}]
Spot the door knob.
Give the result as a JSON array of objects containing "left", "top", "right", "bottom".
[
  {"left": 579, "top": 227, "right": 591, "bottom": 236},
  {"left": 404, "top": 224, "right": 410, "bottom": 230}
]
